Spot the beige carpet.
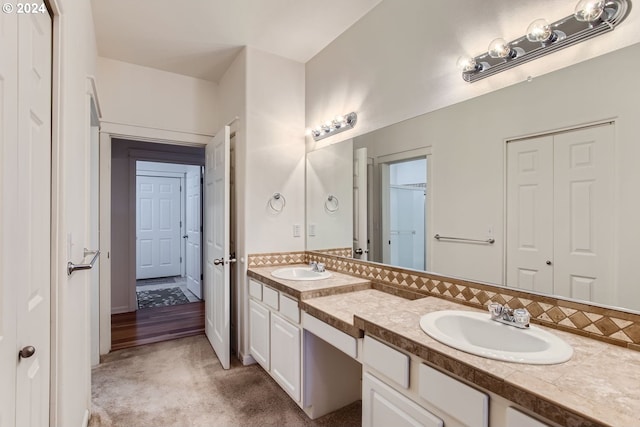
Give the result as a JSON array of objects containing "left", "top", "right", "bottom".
[{"left": 90, "top": 335, "right": 361, "bottom": 427}]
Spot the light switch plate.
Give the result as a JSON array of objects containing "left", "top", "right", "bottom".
[
  {"left": 293, "top": 224, "right": 301, "bottom": 237},
  {"left": 308, "top": 223, "right": 316, "bottom": 237}
]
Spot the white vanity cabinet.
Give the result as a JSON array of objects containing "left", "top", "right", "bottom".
[
  {"left": 248, "top": 278, "right": 302, "bottom": 403},
  {"left": 248, "top": 299, "right": 270, "bottom": 369},
  {"left": 270, "top": 311, "right": 301, "bottom": 401},
  {"left": 363, "top": 372, "right": 443, "bottom": 427},
  {"left": 361, "top": 335, "right": 559, "bottom": 427}
]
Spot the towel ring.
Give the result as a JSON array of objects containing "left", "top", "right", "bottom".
[
  {"left": 324, "top": 195, "right": 339, "bottom": 213},
  {"left": 268, "top": 192, "right": 286, "bottom": 213}
]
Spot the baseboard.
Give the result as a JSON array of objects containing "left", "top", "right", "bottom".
[
  {"left": 82, "top": 409, "right": 90, "bottom": 427},
  {"left": 240, "top": 352, "right": 256, "bottom": 366},
  {"left": 111, "top": 305, "right": 130, "bottom": 314}
]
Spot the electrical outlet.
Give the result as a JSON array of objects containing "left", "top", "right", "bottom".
[
  {"left": 293, "top": 224, "right": 301, "bottom": 237},
  {"left": 487, "top": 225, "right": 494, "bottom": 237}
]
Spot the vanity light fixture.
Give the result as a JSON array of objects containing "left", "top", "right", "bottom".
[
  {"left": 308, "top": 112, "right": 358, "bottom": 141},
  {"left": 457, "top": 0, "right": 630, "bottom": 82}
]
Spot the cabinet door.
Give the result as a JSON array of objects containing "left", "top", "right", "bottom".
[
  {"left": 270, "top": 312, "right": 301, "bottom": 402},
  {"left": 363, "top": 373, "right": 443, "bottom": 427},
  {"left": 249, "top": 300, "right": 270, "bottom": 370}
]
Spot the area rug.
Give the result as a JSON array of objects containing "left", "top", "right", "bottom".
[{"left": 136, "top": 287, "right": 189, "bottom": 309}]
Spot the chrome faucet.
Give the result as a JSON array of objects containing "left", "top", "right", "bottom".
[
  {"left": 488, "top": 302, "right": 530, "bottom": 329},
  {"left": 309, "top": 261, "right": 325, "bottom": 272}
]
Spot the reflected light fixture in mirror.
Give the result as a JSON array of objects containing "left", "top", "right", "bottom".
[
  {"left": 457, "top": 0, "right": 630, "bottom": 82},
  {"left": 308, "top": 112, "right": 358, "bottom": 141}
]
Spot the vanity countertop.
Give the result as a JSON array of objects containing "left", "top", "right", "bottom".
[
  {"left": 248, "top": 267, "right": 640, "bottom": 426},
  {"left": 247, "top": 264, "right": 370, "bottom": 300},
  {"left": 300, "top": 288, "right": 415, "bottom": 337}
]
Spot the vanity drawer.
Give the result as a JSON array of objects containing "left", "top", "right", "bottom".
[
  {"left": 363, "top": 336, "right": 410, "bottom": 389},
  {"left": 263, "top": 286, "right": 279, "bottom": 310},
  {"left": 302, "top": 312, "right": 357, "bottom": 358},
  {"left": 279, "top": 293, "right": 300, "bottom": 324},
  {"left": 418, "top": 364, "right": 488, "bottom": 427},
  {"left": 506, "top": 408, "right": 550, "bottom": 427},
  {"left": 249, "top": 279, "right": 263, "bottom": 300}
]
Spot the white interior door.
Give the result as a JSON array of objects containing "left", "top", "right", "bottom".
[
  {"left": 204, "top": 126, "right": 231, "bottom": 369},
  {"left": 353, "top": 147, "right": 369, "bottom": 260},
  {"left": 553, "top": 125, "right": 614, "bottom": 303},
  {"left": 506, "top": 136, "right": 554, "bottom": 294},
  {"left": 136, "top": 175, "right": 182, "bottom": 279},
  {"left": 0, "top": 9, "right": 52, "bottom": 426},
  {"left": 186, "top": 169, "right": 202, "bottom": 299},
  {"left": 506, "top": 125, "right": 614, "bottom": 302},
  {"left": 0, "top": 10, "right": 20, "bottom": 426}
]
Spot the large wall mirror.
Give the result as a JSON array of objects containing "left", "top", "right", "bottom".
[{"left": 306, "top": 42, "right": 640, "bottom": 313}]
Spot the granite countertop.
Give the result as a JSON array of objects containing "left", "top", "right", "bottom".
[
  {"left": 317, "top": 291, "right": 639, "bottom": 427},
  {"left": 248, "top": 266, "right": 640, "bottom": 426},
  {"left": 247, "top": 264, "right": 370, "bottom": 300},
  {"left": 300, "top": 289, "right": 416, "bottom": 337}
]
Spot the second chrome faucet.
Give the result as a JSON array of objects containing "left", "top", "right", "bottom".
[{"left": 488, "top": 302, "right": 530, "bottom": 329}]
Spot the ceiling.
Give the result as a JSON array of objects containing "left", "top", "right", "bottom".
[{"left": 91, "top": 0, "right": 382, "bottom": 82}]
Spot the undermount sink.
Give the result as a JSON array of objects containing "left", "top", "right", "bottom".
[
  {"left": 271, "top": 267, "right": 332, "bottom": 281},
  {"left": 419, "top": 310, "right": 573, "bottom": 365}
]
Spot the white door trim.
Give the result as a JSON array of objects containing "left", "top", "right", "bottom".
[
  {"left": 99, "top": 127, "right": 207, "bottom": 353},
  {"left": 377, "top": 147, "right": 432, "bottom": 271}
]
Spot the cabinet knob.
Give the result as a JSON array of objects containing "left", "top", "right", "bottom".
[{"left": 546, "top": 260, "right": 552, "bottom": 266}]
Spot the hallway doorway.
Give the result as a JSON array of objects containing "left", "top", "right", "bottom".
[
  {"left": 109, "top": 139, "right": 206, "bottom": 349},
  {"left": 134, "top": 160, "right": 203, "bottom": 309}
]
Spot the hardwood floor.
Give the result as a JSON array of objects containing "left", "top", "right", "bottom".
[{"left": 111, "top": 301, "right": 205, "bottom": 351}]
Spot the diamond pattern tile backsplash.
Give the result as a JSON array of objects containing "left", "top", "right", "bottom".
[
  {"left": 247, "top": 251, "right": 306, "bottom": 267},
  {"left": 302, "top": 251, "right": 640, "bottom": 351},
  {"left": 247, "top": 250, "right": 640, "bottom": 350}
]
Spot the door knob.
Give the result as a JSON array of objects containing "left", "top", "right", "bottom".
[
  {"left": 213, "top": 258, "right": 224, "bottom": 265},
  {"left": 354, "top": 248, "right": 363, "bottom": 255},
  {"left": 183, "top": 235, "right": 188, "bottom": 239},
  {"left": 19, "top": 346, "right": 36, "bottom": 359},
  {"left": 546, "top": 260, "right": 552, "bottom": 265}
]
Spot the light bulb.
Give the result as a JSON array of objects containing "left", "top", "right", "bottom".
[
  {"left": 487, "top": 38, "right": 513, "bottom": 59},
  {"left": 574, "top": 0, "right": 605, "bottom": 22},
  {"left": 456, "top": 56, "right": 478, "bottom": 72},
  {"left": 333, "top": 115, "right": 345, "bottom": 128},
  {"left": 526, "top": 19, "right": 556, "bottom": 43}
]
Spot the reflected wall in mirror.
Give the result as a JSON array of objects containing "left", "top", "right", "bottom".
[
  {"left": 306, "top": 140, "right": 353, "bottom": 251},
  {"left": 305, "top": 42, "right": 640, "bottom": 312}
]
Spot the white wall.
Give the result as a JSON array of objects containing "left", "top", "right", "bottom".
[
  {"left": 307, "top": 140, "right": 353, "bottom": 250},
  {"left": 97, "top": 57, "right": 220, "bottom": 135},
  {"left": 217, "top": 48, "right": 248, "bottom": 361},
  {"left": 349, "top": 44, "right": 640, "bottom": 310},
  {"left": 221, "top": 48, "right": 305, "bottom": 362},
  {"left": 305, "top": 0, "right": 640, "bottom": 146},
  {"left": 245, "top": 48, "right": 306, "bottom": 255},
  {"left": 50, "top": 0, "right": 98, "bottom": 425}
]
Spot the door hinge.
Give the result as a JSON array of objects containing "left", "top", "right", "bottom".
[
  {"left": 200, "top": 225, "right": 203, "bottom": 232},
  {"left": 201, "top": 273, "right": 203, "bottom": 280},
  {"left": 200, "top": 177, "right": 203, "bottom": 184},
  {"left": 180, "top": 220, "right": 182, "bottom": 228},
  {"left": 180, "top": 257, "right": 182, "bottom": 263}
]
